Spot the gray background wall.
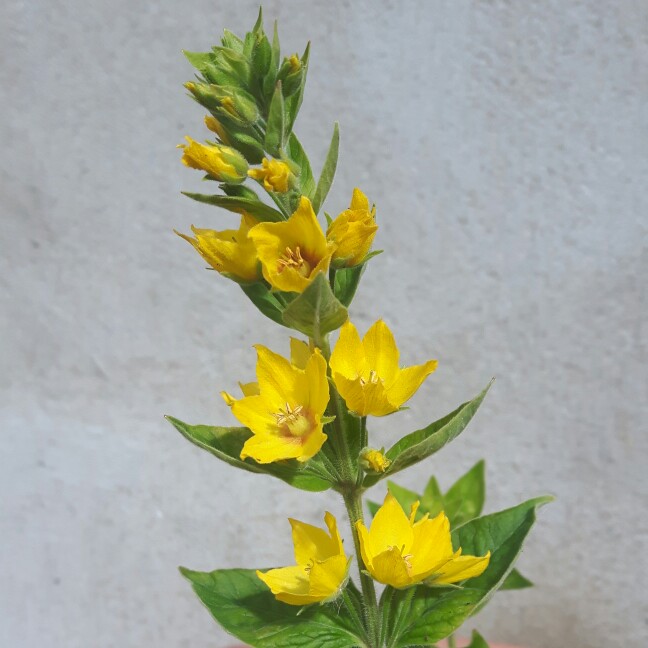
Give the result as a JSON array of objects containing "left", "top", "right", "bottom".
[{"left": 2, "top": 1, "right": 646, "bottom": 646}]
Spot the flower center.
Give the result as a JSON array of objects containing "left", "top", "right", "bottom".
[
  {"left": 277, "top": 246, "right": 311, "bottom": 278},
  {"left": 273, "top": 402, "right": 312, "bottom": 438},
  {"left": 359, "top": 369, "right": 382, "bottom": 386}
]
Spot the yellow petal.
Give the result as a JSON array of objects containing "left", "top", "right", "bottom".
[
  {"left": 239, "top": 430, "right": 305, "bottom": 463},
  {"left": 239, "top": 381, "right": 260, "bottom": 397},
  {"left": 432, "top": 551, "right": 491, "bottom": 585},
  {"left": 295, "top": 425, "right": 328, "bottom": 462},
  {"left": 330, "top": 320, "right": 367, "bottom": 380},
  {"left": 386, "top": 360, "right": 438, "bottom": 408},
  {"left": 303, "top": 350, "right": 329, "bottom": 416},
  {"left": 363, "top": 320, "right": 400, "bottom": 384},
  {"left": 367, "top": 492, "right": 413, "bottom": 556},
  {"left": 290, "top": 513, "right": 340, "bottom": 565},
  {"left": 331, "top": 373, "right": 367, "bottom": 415},
  {"left": 256, "top": 566, "right": 316, "bottom": 605},
  {"left": 350, "top": 187, "right": 370, "bottom": 211},
  {"left": 370, "top": 547, "right": 412, "bottom": 588},
  {"left": 220, "top": 390, "right": 236, "bottom": 407},
  {"left": 254, "top": 345, "right": 302, "bottom": 408},
  {"left": 361, "top": 379, "right": 399, "bottom": 417},
  {"left": 231, "top": 395, "right": 277, "bottom": 437},
  {"left": 308, "top": 554, "right": 350, "bottom": 599},
  {"left": 289, "top": 338, "right": 312, "bottom": 369},
  {"left": 408, "top": 512, "right": 454, "bottom": 580}
]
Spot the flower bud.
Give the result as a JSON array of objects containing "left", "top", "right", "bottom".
[
  {"left": 278, "top": 54, "right": 305, "bottom": 97},
  {"left": 179, "top": 136, "right": 248, "bottom": 183},
  {"left": 360, "top": 447, "right": 391, "bottom": 473},
  {"left": 248, "top": 157, "right": 293, "bottom": 193}
]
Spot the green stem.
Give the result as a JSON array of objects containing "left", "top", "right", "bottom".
[
  {"left": 448, "top": 634, "right": 457, "bottom": 648},
  {"left": 343, "top": 489, "right": 381, "bottom": 647},
  {"left": 341, "top": 589, "right": 368, "bottom": 645}
]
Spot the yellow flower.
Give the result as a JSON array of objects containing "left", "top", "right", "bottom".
[
  {"left": 257, "top": 512, "right": 351, "bottom": 606},
  {"left": 326, "top": 188, "right": 378, "bottom": 267},
  {"left": 175, "top": 213, "right": 260, "bottom": 282},
  {"left": 178, "top": 136, "right": 248, "bottom": 183},
  {"left": 225, "top": 343, "right": 330, "bottom": 463},
  {"left": 249, "top": 196, "right": 335, "bottom": 293},
  {"left": 248, "top": 157, "right": 293, "bottom": 193},
  {"left": 360, "top": 448, "right": 391, "bottom": 473},
  {"left": 220, "top": 338, "right": 313, "bottom": 406},
  {"left": 357, "top": 492, "right": 490, "bottom": 589},
  {"left": 330, "top": 319, "right": 438, "bottom": 416}
]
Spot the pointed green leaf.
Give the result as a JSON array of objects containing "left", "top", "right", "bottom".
[
  {"left": 388, "top": 497, "right": 551, "bottom": 646},
  {"left": 265, "top": 82, "right": 286, "bottom": 155},
  {"left": 421, "top": 476, "right": 444, "bottom": 516},
  {"left": 239, "top": 282, "right": 289, "bottom": 326},
  {"left": 181, "top": 192, "right": 284, "bottom": 222},
  {"left": 443, "top": 460, "right": 485, "bottom": 527},
  {"left": 312, "top": 122, "right": 340, "bottom": 213},
  {"left": 183, "top": 50, "right": 214, "bottom": 70},
  {"left": 180, "top": 568, "right": 366, "bottom": 648},
  {"left": 499, "top": 568, "right": 533, "bottom": 590},
  {"left": 221, "top": 29, "right": 244, "bottom": 53},
  {"left": 366, "top": 499, "right": 380, "bottom": 518},
  {"left": 333, "top": 262, "right": 366, "bottom": 306},
  {"left": 285, "top": 42, "right": 310, "bottom": 132},
  {"left": 467, "top": 630, "right": 490, "bottom": 648},
  {"left": 282, "top": 272, "right": 348, "bottom": 340},
  {"left": 363, "top": 381, "right": 493, "bottom": 487},
  {"left": 286, "top": 133, "right": 316, "bottom": 198},
  {"left": 166, "top": 416, "right": 332, "bottom": 492}
]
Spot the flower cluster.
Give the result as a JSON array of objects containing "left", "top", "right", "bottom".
[{"left": 170, "top": 12, "right": 546, "bottom": 648}]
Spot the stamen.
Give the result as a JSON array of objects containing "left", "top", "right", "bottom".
[
  {"left": 272, "top": 402, "right": 305, "bottom": 425},
  {"left": 277, "top": 246, "right": 311, "bottom": 276},
  {"left": 359, "top": 370, "right": 381, "bottom": 386}
]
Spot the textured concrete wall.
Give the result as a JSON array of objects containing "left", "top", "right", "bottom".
[{"left": 2, "top": 1, "right": 646, "bottom": 646}]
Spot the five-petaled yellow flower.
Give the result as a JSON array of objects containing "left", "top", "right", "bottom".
[
  {"left": 249, "top": 196, "right": 335, "bottom": 293},
  {"left": 175, "top": 213, "right": 260, "bottom": 282},
  {"left": 248, "top": 157, "right": 293, "bottom": 193},
  {"left": 330, "top": 319, "right": 438, "bottom": 416},
  {"left": 179, "top": 136, "right": 248, "bottom": 183},
  {"left": 224, "top": 342, "right": 329, "bottom": 463},
  {"left": 357, "top": 492, "right": 490, "bottom": 589},
  {"left": 327, "top": 188, "right": 378, "bottom": 267},
  {"left": 257, "top": 512, "right": 351, "bottom": 606}
]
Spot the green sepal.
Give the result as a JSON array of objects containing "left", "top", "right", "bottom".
[
  {"left": 321, "top": 415, "right": 336, "bottom": 425},
  {"left": 499, "top": 568, "right": 534, "bottom": 590},
  {"left": 166, "top": 416, "right": 333, "bottom": 492},
  {"left": 333, "top": 262, "right": 366, "bottom": 307},
  {"left": 219, "top": 183, "right": 259, "bottom": 200},
  {"left": 282, "top": 272, "right": 348, "bottom": 340},
  {"left": 467, "top": 630, "right": 490, "bottom": 647},
  {"left": 239, "top": 282, "right": 288, "bottom": 326},
  {"left": 221, "top": 29, "right": 244, "bottom": 53},
  {"left": 183, "top": 50, "right": 215, "bottom": 70},
  {"left": 181, "top": 192, "right": 284, "bottom": 222},
  {"left": 180, "top": 568, "right": 366, "bottom": 648},
  {"left": 286, "top": 133, "right": 315, "bottom": 198},
  {"left": 265, "top": 82, "right": 286, "bottom": 155},
  {"left": 312, "top": 122, "right": 340, "bottom": 214},
  {"left": 285, "top": 42, "right": 310, "bottom": 133},
  {"left": 383, "top": 497, "right": 552, "bottom": 646},
  {"left": 363, "top": 381, "right": 493, "bottom": 487}
]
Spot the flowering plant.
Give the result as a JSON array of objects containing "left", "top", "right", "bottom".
[{"left": 168, "top": 10, "right": 550, "bottom": 647}]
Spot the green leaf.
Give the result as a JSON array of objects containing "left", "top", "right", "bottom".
[
  {"left": 166, "top": 416, "right": 332, "bottom": 492},
  {"left": 333, "top": 263, "right": 367, "bottom": 307},
  {"left": 387, "top": 482, "right": 421, "bottom": 517},
  {"left": 366, "top": 499, "right": 380, "bottom": 518},
  {"left": 499, "top": 568, "right": 534, "bottom": 590},
  {"left": 312, "top": 122, "right": 340, "bottom": 214},
  {"left": 363, "top": 381, "right": 493, "bottom": 487},
  {"left": 219, "top": 183, "right": 260, "bottom": 200},
  {"left": 443, "top": 460, "right": 485, "bottom": 527},
  {"left": 239, "top": 282, "right": 288, "bottom": 326},
  {"left": 180, "top": 568, "right": 366, "bottom": 648},
  {"left": 265, "top": 82, "right": 286, "bottom": 155},
  {"left": 282, "top": 272, "right": 348, "bottom": 340},
  {"left": 467, "top": 630, "right": 490, "bottom": 648},
  {"left": 421, "top": 476, "right": 444, "bottom": 517},
  {"left": 286, "top": 133, "right": 316, "bottom": 198},
  {"left": 389, "top": 497, "right": 552, "bottom": 646},
  {"left": 285, "top": 42, "right": 310, "bottom": 132},
  {"left": 183, "top": 50, "right": 214, "bottom": 70},
  {"left": 221, "top": 30, "right": 244, "bottom": 53},
  {"left": 181, "top": 192, "right": 284, "bottom": 222}
]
